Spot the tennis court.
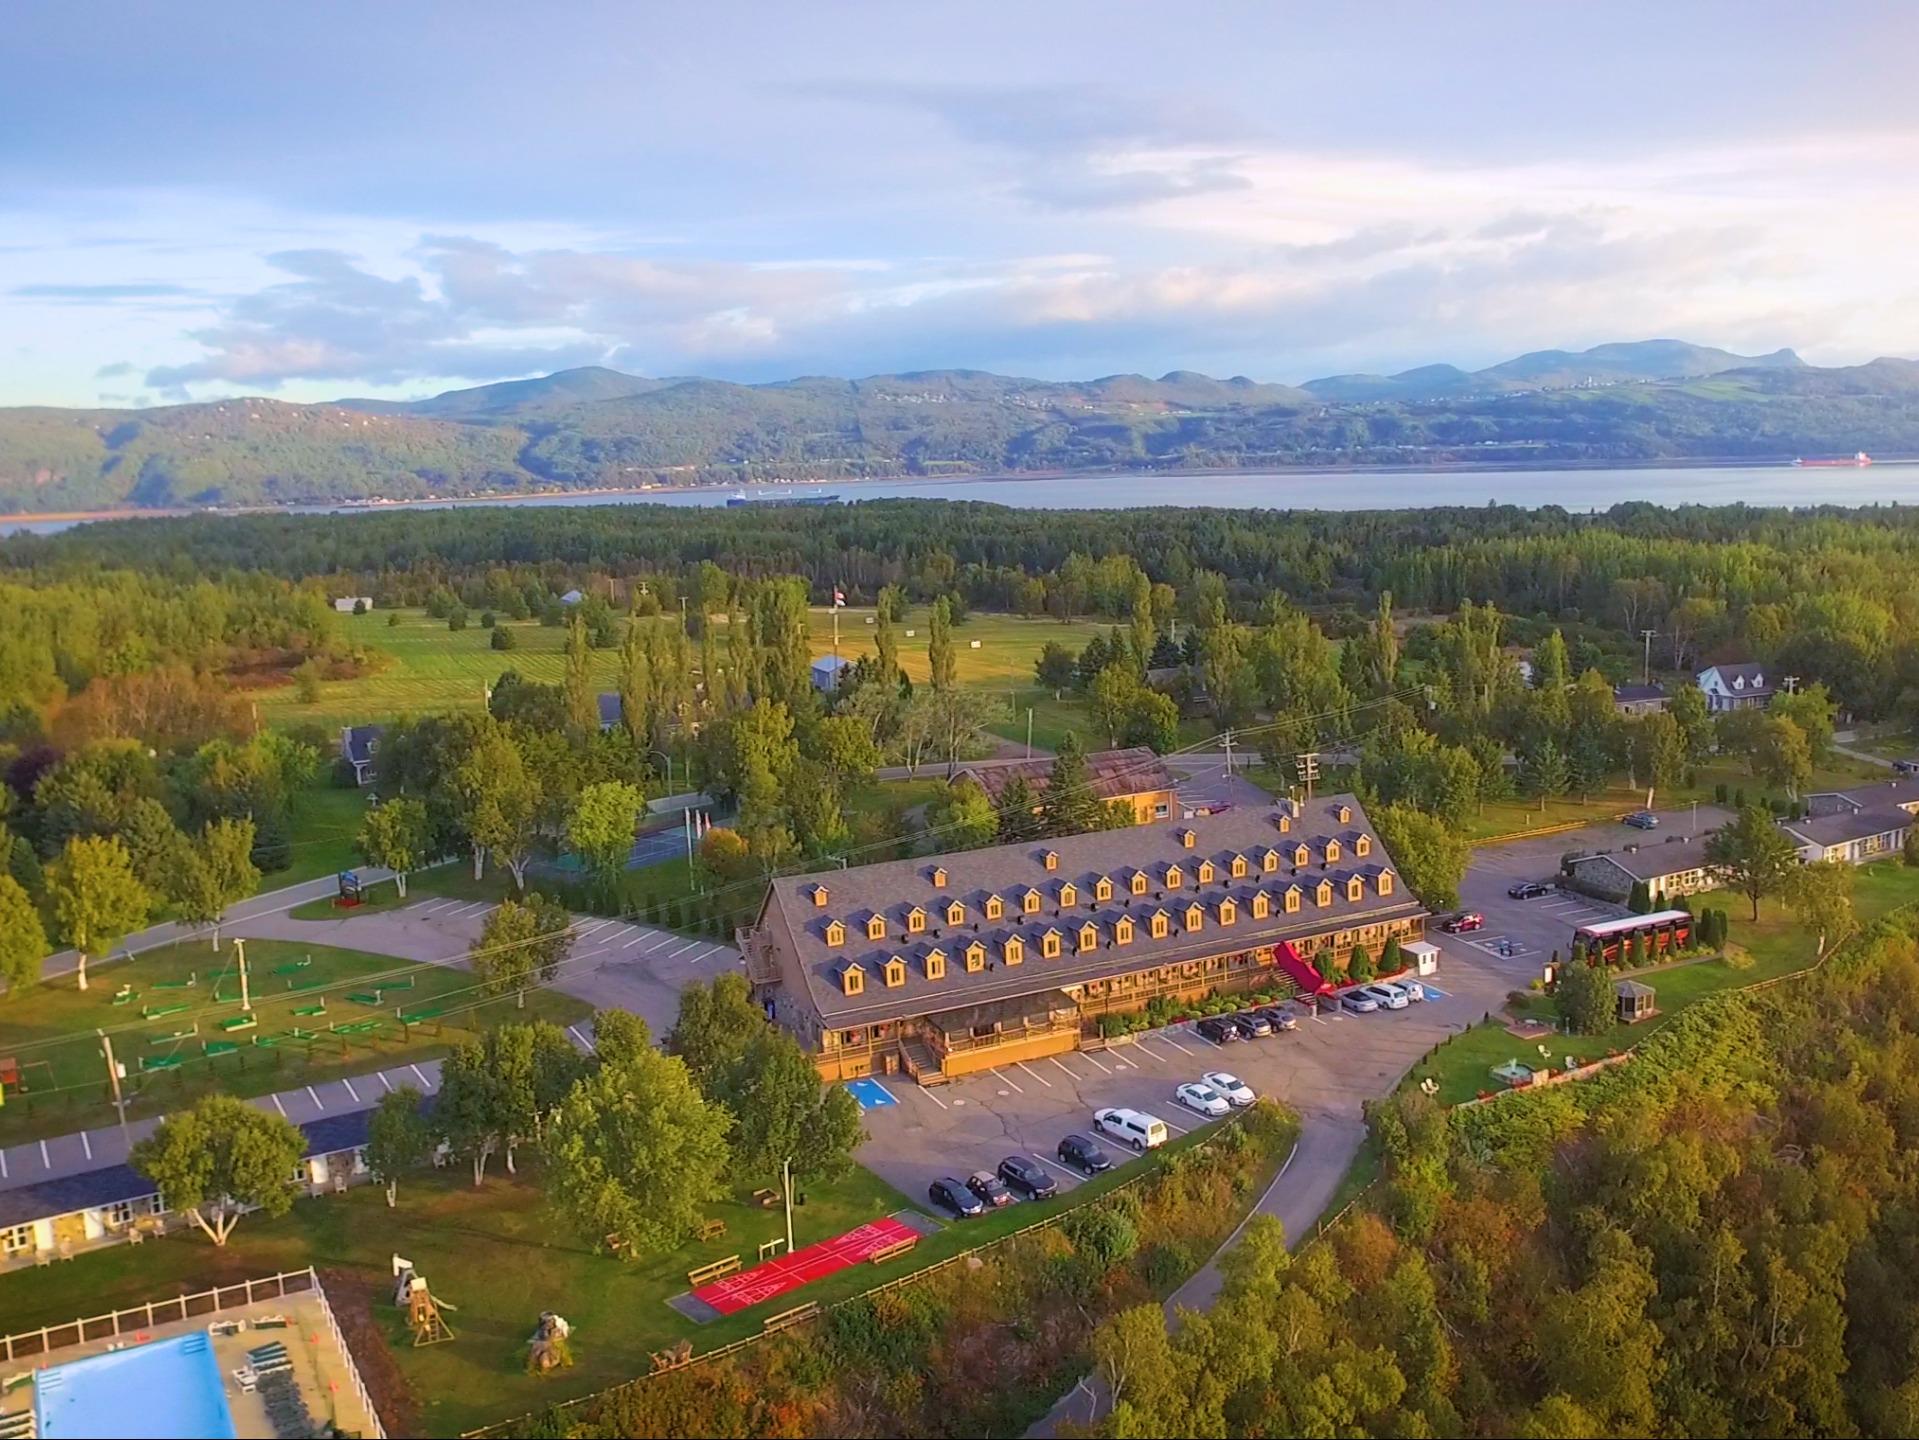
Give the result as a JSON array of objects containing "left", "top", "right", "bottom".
[{"left": 690, "top": 1215, "right": 923, "bottom": 1316}]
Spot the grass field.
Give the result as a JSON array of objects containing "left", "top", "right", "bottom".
[
  {"left": 276, "top": 784, "right": 371, "bottom": 888},
  {"left": 0, "top": 1117, "right": 1282, "bottom": 1436},
  {"left": 0, "top": 938, "right": 590, "bottom": 1147},
  {"left": 810, "top": 606, "right": 1110, "bottom": 689},
  {"left": 1409, "top": 859, "right": 1919, "bottom": 1104}
]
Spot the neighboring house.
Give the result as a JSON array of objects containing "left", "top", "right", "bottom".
[
  {"left": 956, "top": 746, "right": 1179, "bottom": 826},
  {"left": 741, "top": 795, "right": 1427, "bottom": 1085},
  {"left": 1696, "top": 663, "right": 1776, "bottom": 713},
  {"left": 331, "top": 596, "right": 374, "bottom": 613},
  {"left": 1564, "top": 836, "right": 1715, "bottom": 903},
  {"left": 0, "top": 1109, "right": 385, "bottom": 1269},
  {"left": 1782, "top": 807, "right": 1916, "bottom": 865},
  {"left": 1612, "top": 683, "right": 1670, "bottom": 716},
  {"left": 596, "top": 692, "right": 623, "bottom": 731},
  {"left": 1802, "top": 775, "right": 1919, "bottom": 818},
  {"left": 340, "top": 724, "right": 383, "bottom": 787},
  {"left": 810, "top": 654, "right": 852, "bottom": 692},
  {"left": 559, "top": 589, "right": 585, "bottom": 606}
]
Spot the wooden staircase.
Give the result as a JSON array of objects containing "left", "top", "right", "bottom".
[{"left": 899, "top": 1035, "right": 948, "bottom": 1087}]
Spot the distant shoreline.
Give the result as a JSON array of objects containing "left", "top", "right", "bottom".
[{"left": 4, "top": 453, "right": 1914, "bottom": 527}]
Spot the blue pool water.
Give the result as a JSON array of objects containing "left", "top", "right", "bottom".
[
  {"left": 35, "top": 1331, "right": 238, "bottom": 1440},
  {"left": 844, "top": 1077, "right": 897, "bottom": 1110}
]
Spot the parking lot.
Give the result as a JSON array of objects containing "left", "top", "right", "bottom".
[{"left": 853, "top": 966, "right": 1507, "bottom": 1205}]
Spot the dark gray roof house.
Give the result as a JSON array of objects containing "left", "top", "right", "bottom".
[
  {"left": 340, "top": 724, "right": 384, "bottom": 787},
  {"left": 596, "top": 691, "right": 623, "bottom": 730}
]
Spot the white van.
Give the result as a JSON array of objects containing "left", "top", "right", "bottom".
[
  {"left": 1363, "top": 982, "right": 1412, "bottom": 1010},
  {"left": 1093, "top": 1106, "right": 1169, "bottom": 1151}
]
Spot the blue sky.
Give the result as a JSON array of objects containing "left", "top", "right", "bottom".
[{"left": 4, "top": 1, "right": 1915, "bottom": 406}]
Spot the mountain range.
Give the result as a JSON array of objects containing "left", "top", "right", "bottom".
[{"left": 2, "top": 340, "right": 1913, "bottom": 515}]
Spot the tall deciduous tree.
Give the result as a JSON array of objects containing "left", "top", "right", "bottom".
[
  {"left": 566, "top": 780, "right": 645, "bottom": 896},
  {"left": 454, "top": 723, "right": 541, "bottom": 887},
  {"left": 0, "top": 873, "right": 49, "bottom": 994},
  {"left": 1783, "top": 859, "right": 1854, "bottom": 955},
  {"left": 129, "top": 1094, "right": 305, "bottom": 1245},
  {"left": 357, "top": 796, "right": 431, "bottom": 897},
  {"left": 435, "top": 1036, "right": 510, "bottom": 1186},
  {"left": 365, "top": 1086, "right": 432, "bottom": 1206},
  {"left": 874, "top": 585, "right": 903, "bottom": 686},
  {"left": 618, "top": 619, "right": 655, "bottom": 749},
  {"left": 1705, "top": 805, "right": 1801, "bottom": 920},
  {"left": 713, "top": 1029, "right": 863, "bottom": 1188},
  {"left": 1371, "top": 803, "right": 1470, "bottom": 911},
  {"left": 665, "top": 972, "right": 766, "bottom": 1089},
  {"left": 173, "top": 816, "right": 259, "bottom": 949},
  {"left": 546, "top": 1047, "right": 732, "bottom": 1259},
  {"left": 928, "top": 595, "right": 957, "bottom": 693},
  {"left": 563, "top": 612, "right": 596, "bottom": 735},
  {"left": 1556, "top": 953, "right": 1614, "bottom": 1034},
  {"left": 46, "top": 834, "right": 149, "bottom": 991},
  {"left": 471, "top": 892, "right": 573, "bottom": 1007}
]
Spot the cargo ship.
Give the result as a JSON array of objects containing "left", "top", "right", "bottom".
[
  {"left": 726, "top": 490, "right": 842, "bottom": 507},
  {"left": 1793, "top": 452, "right": 1872, "bottom": 468}
]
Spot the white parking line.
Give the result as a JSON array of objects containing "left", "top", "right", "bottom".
[
  {"left": 684, "top": 943, "right": 719, "bottom": 965},
  {"left": 578, "top": 919, "right": 614, "bottom": 938},
  {"left": 568, "top": 1024, "right": 597, "bottom": 1054},
  {"left": 377, "top": 1071, "right": 394, "bottom": 1092},
  {"left": 621, "top": 933, "right": 651, "bottom": 950},
  {"left": 1050, "top": 1057, "right": 1077, "bottom": 1080},
  {"left": 663, "top": 939, "right": 700, "bottom": 960},
  {"left": 1017, "top": 1061, "right": 1053, "bottom": 1087},
  {"left": 1032, "top": 1155, "right": 1082, "bottom": 1186},
  {"left": 919, "top": 1086, "right": 949, "bottom": 1110},
  {"left": 1130, "top": 1041, "right": 1169, "bottom": 1064},
  {"left": 639, "top": 932, "right": 677, "bottom": 954},
  {"left": 342, "top": 1078, "right": 360, "bottom": 1103},
  {"left": 1157, "top": 1114, "right": 1193, "bottom": 1134},
  {"left": 991, "top": 1067, "right": 1024, "bottom": 1094},
  {"left": 409, "top": 1063, "right": 432, "bottom": 1089},
  {"left": 306, "top": 1085, "right": 323, "bottom": 1109},
  {"left": 1156, "top": 1030, "right": 1194, "bottom": 1055},
  {"left": 1079, "top": 1050, "right": 1112, "bottom": 1075},
  {"left": 270, "top": 1094, "right": 286, "bottom": 1116},
  {"left": 38, "top": 1140, "right": 49, "bottom": 1170},
  {"left": 80, "top": 1131, "right": 91, "bottom": 1160},
  {"left": 0, "top": 1149, "right": 8, "bottom": 1179}
]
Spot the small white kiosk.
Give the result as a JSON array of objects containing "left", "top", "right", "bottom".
[{"left": 1401, "top": 939, "right": 1442, "bottom": 978}]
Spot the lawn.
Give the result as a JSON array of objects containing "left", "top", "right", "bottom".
[
  {"left": 987, "top": 685, "right": 1102, "bottom": 754},
  {"left": 275, "top": 783, "right": 371, "bottom": 889},
  {"left": 811, "top": 607, "right": 1110, "bottom": 690},
  {"left": 0, "top": 1119, "right": 1276, "bottom": 1436},
  {"left": 1409, "top": 859, "right": 1919, "bottom": 1104},
  {"left": 0, "top": 938, "right": 590, "bottom": 1147}
]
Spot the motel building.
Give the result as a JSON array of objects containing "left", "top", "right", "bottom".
[{"left": 742, "top": 795, "right": 1427, "bottom": 1085}]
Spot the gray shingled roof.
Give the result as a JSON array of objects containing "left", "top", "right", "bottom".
[
  {"left": 1784, "top": 806, "right": 1916, "bottom": 850},
  {"left": 957, "top": 747, "right": 1177, "bottom": 807},
  {"left": 342, "top": 724, "right": 383, "bottom": 766},
  {"left": 1612, "top": 683, "right": 1669, "bottom": 704},
  {"left": 759, "top": 794, "right": 1425, "bottom": 1026},
  {"left": 1810, "top": 776, "right": 1919, "bottom": 812},
  {"left": 1581, "top": 839, "right": 1714, "bottom": 881}
]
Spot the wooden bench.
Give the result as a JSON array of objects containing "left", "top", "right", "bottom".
[
  {"left": 140, "top": 1054, "right": 184, "bottom": 1072},
  {"left": 347, "top": 991, "right": 385, "bottom": 1007},
  {"left": 751, "top": 1188, "right": 780, "bottom": 1208},
  {"left": 202, "top": 1040, "right": 240, "bottom": 1058},
  {"left": 686, "top": 1254, "right": 741, "bottom": 1287},
  {"left": 694, "top": 1218, "right": 727, "bottom": 1243},
  {"left": 290, "top": 1003, "right": 327, "bottom": 1018},
  {"left": 649, "top": 1340, "right": 693, "bottom": 1373},
  {"left": 868, "top": 1236, "right": 918, "bottom": 1266},
  {"left": 762, "top": 1301, "right": 819, "bottom": 1333}
]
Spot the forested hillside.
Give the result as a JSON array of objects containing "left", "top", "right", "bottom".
[{"left": 2, "top": 351, "right": 1916, "bottom": 514}]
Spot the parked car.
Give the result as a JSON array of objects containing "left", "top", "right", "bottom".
[
  {"left": 1058, "top": 1133, "right": 1113, "bottom": 1175},
  {"left": 1195, "top": 1015, "right": 1243, "bottom": 1044},
  {"left": 966, "top": 1170, "right": 1014, "bottom": 1208},
  {"left": 1894, "top": 759, "right": 1919, "bottom": 775},
  {"left": 1623, "top": 810, "right": 1660, "bottom": 829},
  {"left": 1361, "top": 982, "right": 1411, "bottom": 1011},
  {"left": 1229, "top": 1010, "right": 1272, "bottom": 1038},
  {"left": 1202, "top": 1070, "right": 1256, "bottom": 1107},
  {"left": 1507, "top": 881, "right": 1553, "bottom": 899},
  {"left": 996, "top": 1154, "right": 1058, "bottom": 1200},
  {"left": 1094, "top": 1107, "right": 1170, "bottom": 1151},
  {"left": 1440, "top": 912, "right": 1485, "bottom": 934},
  {"left": 1254, "top": 1004, "right": 1299, "bottom": 1032},
  {"left": 1175, "top": 1081, "right": 1231, "bottom": 1118},
  {"left": 1396, "top": 979, "right": 1427, "bottom": 1002},
  {"left": 929, "top": 1175, "right": 986, "bottom": 1218},
  {"left": 1340, "top": 989, "right": 1380, "bottom": 1014}
]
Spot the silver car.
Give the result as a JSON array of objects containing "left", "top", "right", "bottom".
[{"left": 1340, "top": 989, "right": 1379, "bottom": 1014}]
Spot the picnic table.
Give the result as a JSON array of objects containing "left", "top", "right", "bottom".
[
  {"left": 347, "top": 991, "right": 385, "bottom": 1007},
  {"left": 271, "top": 960, "right": 312, "bottom": 976},
  {"left": 287, "top": 977, "right": 327, "bottom": 992},
  {"left": 202, "top": 1040, "right": 240, "bottom": 1058},
  {"left": 330, "top": 1019, "right": 382, "bottom": 1037},
  {"left": 141, "top": 1003, "right": 190, "bottom": 1020},
  {"left": 111, "top": 985, "right": 137, "bottom": 1006},
  {"left": 397, "top": 1006, "right": 446, "bottom": 1026},
  {"left": 216, "top": 1016, "right": 257, "bottom": 1033},
  {"left": 140, "top": 1054, "right": 184, "bottom": 1072},
  {"left": 291, "top": 1003, "right": 327, "bottom": 1018}
]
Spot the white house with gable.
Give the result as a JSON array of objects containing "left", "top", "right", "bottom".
[{"left": 1696, "top": 662, "right": 1776, "bottom": 713}]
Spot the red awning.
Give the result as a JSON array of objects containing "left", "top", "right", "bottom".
[{"left": 1274, "top": 940, "right": 1333, "bottom": 996}]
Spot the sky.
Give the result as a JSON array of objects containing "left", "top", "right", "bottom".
[{"left": 3, "top": 1, "right": 1916, "bottom": 407}]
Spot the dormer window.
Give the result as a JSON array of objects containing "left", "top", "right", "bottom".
[
  {"left": 883, "top": 955, "right": 907, "bottom": 988},
  {"left": 1325, "top": 839, "right": 1341, "bottom": 865},
  {"left": 1261, "top": 849, "right": 1279, "bottom": 873},
  {"left": 1094, "top": 875, "right": 1114, "bottom": 902},
  {"left": 1184, "top": 903, "right": 1204, "bottom": 933},
  {"left": 1316, "top": 880, "right": 1334, "bottom": 907},
  {"left": 931, "top": 866, "right": 948, "bottom": 888},
  {"left": 1021, "top": 888, "right": 1042, "bottom": 915},
  {"left": 866, "top": 914, "right": 887, "bottom": 941},
  {"left": 1178, "top": 828, "right": 1197, "bottom": 849},
  {"left": 1229, "top": 853, "right": 1248, "bottom": 878},
  {"left": 1003, "top": 936, "right": 1024, "bottom": 965},
  {"left": 1129, "top": 870, "right": 1149, "bottom": 896},
  {"left": 1041, "top": 929, "right": 1063, "bottom": 959},
  {"left": 1251, "top": 892, "right": 1271, "bottom": 920},
  {"left": 985, "top": 895, "right": 1004, "bottom": 921},
  {"left": 810, "top": 884, "right": 830, "bottom": 908},
  {"left": 1293, "top": 843, "right": 1310, "bottom": 867},
  {"left": 1285, "top": 885, "right": 1302, "bottom": 914},
  {"left": 1276, "top": 813, "right": 1292, "bottom": 833},
  {"left": 906, "top": 906, "right": 927, "bottom": 934},
  {"left": 1197, "top": 860, "right": 1216, "bottom": 884},
  {"left": 1355, "top": 835, "right": 1372, "bottom": 858},
  {"left": 839, "top": 961, "right": 864, "bottom": 996},
  {"left": 1114, "top": 916, "right": 1135, "bottom": 945},
  {"left": 1042, "top": 849, "right": 1060, "bottom": 872},
  {"left": 1165, "top": 864, "right": 1184, "bottom": 890},
  {"left": 924, "top": 948, "right": 947, "bottom": 981},
  {"left": 1347, "top": 876, "right": 1364, "bottom": 902},
  {"left": 965, "top": 941, "right": 986, "bottom": 972},
  {"left": 1078, "top": 922, "right": 1098, "bottom": 953},
  {"left": 1336, "top": 804, "right": 1352, "bottom": 824},
  {"left": 1150, "top": 910, "right": 1171, "bottom": 939},
  {"left": 1217, "top": 898, "right": 1237, "bottom": 926},
  {"left": 1058, "top": 882, "right": 1078, "bottom": 908},
  {"left": 1378, "top": 870, "right": 1394, "bottom": 896},
  {"left": 824, "top": 919, "right": 846, "bottom": 946}
]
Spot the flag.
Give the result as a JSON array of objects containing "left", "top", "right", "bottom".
[{"left": 833, "top": 588, "right": 845, "bottom": 608}]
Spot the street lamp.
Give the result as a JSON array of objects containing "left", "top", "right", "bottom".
[{"left": 648, "top": 748, "right": 674, "bottom": 793}]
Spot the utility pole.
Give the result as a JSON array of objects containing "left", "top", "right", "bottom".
[
  {"left": 1222, "top": 728, "right": 1235, "bottom": 777},
  {"left": 1782, "top": 675, "right": 1800, "bottom": 695},
  {"left": 234, "top": 936, "right": 251, "bottom": 1013},
  {"left": 782, "top": 1155, "right": 795, "bottom": 1255},
  {"left": 1025, "top": 708, "right": 1033, "bottom": 760},
  {"left": 98, "top": 1029, "right": 129, "bottom": 1147},
  {"left": 1296, "top": 751, "right": 1320, "bottom": 800},
  {"left": 1640, "top": 629, "right": 1657, "bottom": 686}
]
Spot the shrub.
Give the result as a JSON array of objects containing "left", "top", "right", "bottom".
[
  {"left": 447, "top": 605, "right": 468, "bottom": 632},
  {"left": 491, "top": 626, "right": 517, "bottom": 651},
  {"left": 1063, "top": 1205, "right": 1139, "bottom": 1269},
  {"left": 386, "top": 611, "right": 402, "bottom": 627},
  {"left": 1721, "top": 943, "right": 1755, "bottom": 971},
  {"left": 479, "top": 610, "right": 497, "bottom": 629},
  {"left": 1714, "top": 782, "right": 1729, "bottom": 803}
]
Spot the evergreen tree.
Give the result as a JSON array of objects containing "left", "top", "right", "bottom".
[
  {"left": 1043, "top": 730, "right": 1103, "bottom": 837},
  {"left": 563, "top": 612, "right": 596, "bottom": 735}
]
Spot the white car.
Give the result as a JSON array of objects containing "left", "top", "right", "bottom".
[
  {"left": 1396, "top": 979, "right": 1426, "bottom": 1002},
  {"left": 1202, "top": 1071, "right": 1256, "bottom": 1108},
  {"left": 1361, "top": 982, "right": 1411, "bottom": 1011},
  {"left": 1340, "top": 989, "right": 1380, "bottom": 1014},
  {"left": 1175, "top": 1082, "right": 1231, "bottom": 1118}
]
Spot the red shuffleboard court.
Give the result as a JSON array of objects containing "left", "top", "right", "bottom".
[{"left": 692, "top": 1216, "right": 921, "bottom": 1316}]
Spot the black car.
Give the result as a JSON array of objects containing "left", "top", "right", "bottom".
[
  {"left": 1507, "top": 881, "right": 1553, "bottom": 900},
  {"left": 929, "top": 1175, "right": 986, "bottom": 1218},
  {"left": 1229, "top": 1011, "right": 1272, "bottom": 1039},
  {"left": 1058, "top": 1133, "right": 1114, "bottom": 1175},
  {"left": 1195, "top": 1015, "right": 1243, "bottom": 1044},
  {"left": 966, "top": 1170, "right": 1014, "bottom": 1208},
  {"left": 997, "top": 1154, "right": 1059, "bottom": 1200}
]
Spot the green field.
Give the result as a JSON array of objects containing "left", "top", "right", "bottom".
[
  {"left": 0, "top": 938, "right": 590, "bottom": 1147},
  {"left": 276, "top": 783, "right": 371, "bottom": 888},
  {"left": 0, "top": 1117, "right": 1284, "bottom": 1436}
]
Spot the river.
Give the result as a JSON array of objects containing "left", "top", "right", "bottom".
[{"left": 8, "top": 461, "right": 1919, "bottom": 535}]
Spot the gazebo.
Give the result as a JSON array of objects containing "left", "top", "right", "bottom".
[{"left": 1614, "top": 978, "right": 1657, "bottom": 1024}]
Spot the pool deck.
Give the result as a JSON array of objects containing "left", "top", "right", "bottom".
[{"left": 14, "top": 1289, "right": 379, "bottom": 1439}]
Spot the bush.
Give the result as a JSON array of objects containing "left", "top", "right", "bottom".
[
  {"left": 1556, "top": 957, "right": 1614, "bottom": 1034},
  {"left": 1721, "top": 943, "right": 1755, "bottom": 971},
  {"left": 1063, "top": 1205, "right": 1139, "bottom": 1269},
  {"left": 448, "top": 605, "right": 469, "bottom": 632},
  {"left": 1714, "top": 782, "right": 1729, "bottom": 803},
  {"left": 479, "top": 609, "right": 497, "bottom": 629},
  {"left": 387, "top": 611, "right": 401, "bottom": 627},
  {"left": 490, "top": 626, "right": 516, "bottom": 651}
]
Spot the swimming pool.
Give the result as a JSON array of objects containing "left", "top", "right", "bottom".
[{"left": 34, "top": 1331, "right": 238, "bottom": 1440}]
